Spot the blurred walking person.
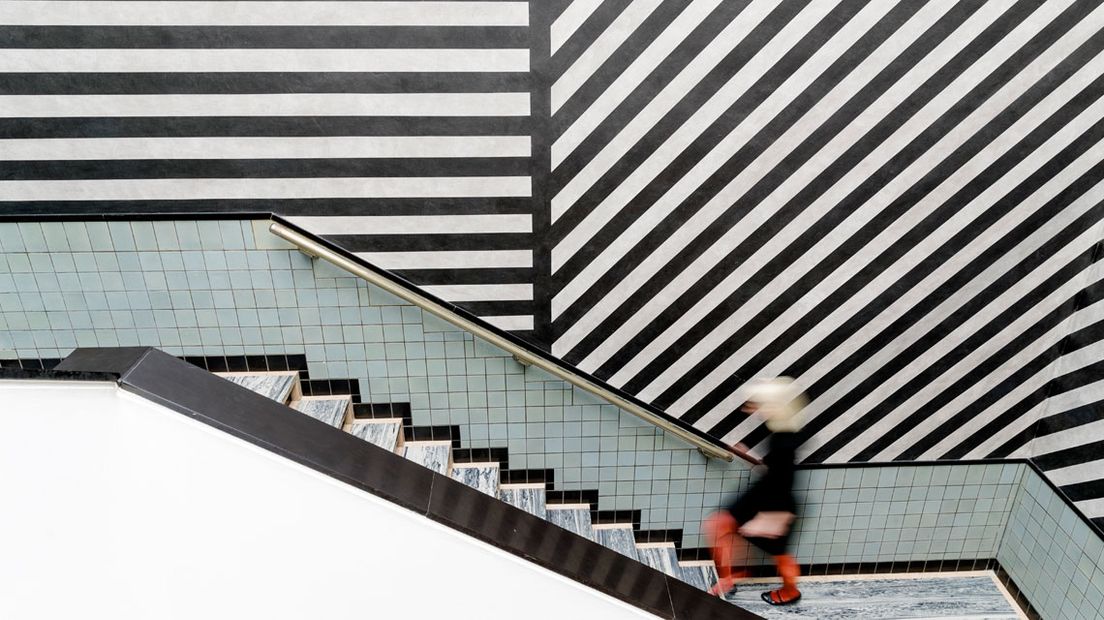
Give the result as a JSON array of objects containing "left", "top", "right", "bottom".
[{"left": 705, "top": 377, "right": 806, "bottom": 606}]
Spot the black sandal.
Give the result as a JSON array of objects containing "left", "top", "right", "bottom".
[{"left": 761, "top": 589, "right": 801, "bottom": 605}]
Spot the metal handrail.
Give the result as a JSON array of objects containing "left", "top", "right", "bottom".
[{"left": 268, "top": 220, "right": 738, "bottom": 462}]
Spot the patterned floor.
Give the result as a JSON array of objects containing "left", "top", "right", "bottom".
[{"left": 724, "top": 573, "right": 1022, "bottom": 619}]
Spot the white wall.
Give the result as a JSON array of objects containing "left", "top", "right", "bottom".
[{"left": 0, "top": 381, "right": 657, "bottom": 620}]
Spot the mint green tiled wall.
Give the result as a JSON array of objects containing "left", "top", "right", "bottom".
[
  {"left": 790, "top": 462, "right": 1018, "bottom": 566},
  {"left": 999, "top": 467, "right": 1104, "bottom": 620},
  {"left": 0, "top": 219, "right": 1092, "bottom": 582},
  {"left": 0, "top": 219, "right": 751, "bottom": 546}
]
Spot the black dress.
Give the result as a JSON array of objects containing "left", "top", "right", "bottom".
[{"left": 725, "top": 431, "right": 799, "bottom": 556}]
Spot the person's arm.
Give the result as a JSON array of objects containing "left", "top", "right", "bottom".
[{"left": 730, "top": 442, "right": 763, "bottom": 466}]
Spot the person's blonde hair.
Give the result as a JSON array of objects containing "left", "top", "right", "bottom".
[{"left": 744, "top": 377, "right": 807, "bottom": 433}]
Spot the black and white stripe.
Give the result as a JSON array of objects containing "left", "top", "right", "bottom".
[
  {"left": 542, "top": 0, "right": 1104, "bottom": 509},
  {"left": 0, "top": 0, "right": 535, "bottom": 331}
]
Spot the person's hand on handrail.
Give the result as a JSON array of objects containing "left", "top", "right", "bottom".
[{"left": 729, "top": 442, "right": 762, "bottom": 466}]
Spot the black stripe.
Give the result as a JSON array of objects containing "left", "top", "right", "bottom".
[
  {"left": 552, "top": 0, "right": 753, "bottom": 136},
  {"left": 842, "top": 193, "right": 1104, "bottom": 459},
  {"left": 548, "top": 0, "right": 633, "bottom": 80},
  {"left": 0, "top": 117, "right": 530, "bottom": 139},
  {"left": 0, "top": 72, "right": 531, "bottom": 94},
  {"left": 0, "top": 26, "right": 529, "bottom": 49},
  {"left": 550, "top": 0, "right": 701, "bottom": 119},
  {"left": 1036, "top": 438, "right": 1104, "bottom": 471},
  {"left": 824, "top": 242, "right": 1101, "bottom": 461},
  {"left": 988, "top": 398, "right": 1104, "bottom": 459},
  {"left": 584, "top": 0, "right": 1078, "bottom": 380},
  {"left": 617, "top": 4, "right": 1101, "bottom": 410},
  {"left": 0, "top": 197, "right": 532, "bottom": 217},
  {"left": 452, "top": 300, "right": 534, "bottom": 317},
  {"left": 548, "top": 0, "right": 812, "bottom": 205},
  {"left": 554, "top": 0, "right": 977, "bottom": 360},
  {"left": 1058, "top": 477, "right": 1104, "bottom": 503},
  {"left": 1048, "top": 357, "right": 1104, "bottom": 396},
  {"left": 0, "top": 157, "right": 531, "bottom": 180},
  {"left": 702, "top": 92, "right": 1104, "bottom": 442},
  {"left": 324, "top": 233, "right": 533, "bottom": 252},
  {"left": 921, "top": 314, "right": 1104, "bottom": 462},
  {"left": 393, "top": 267, "right": 534, "bottom": 286},
  {"left": 552, "top": 0, "right": 887, "bottom": 347}
]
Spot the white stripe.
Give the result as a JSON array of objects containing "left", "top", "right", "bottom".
[
  {"left": 883, "top": 286, "right": 1103, "bottom": 461},
  {"left": 962, "top": 400, "right": 1050, "bottom": 461},
  {"left": 481, "top": 315, "right": 535, "bottom": 331},
  {"left": 551, "top": 0, "right": 602, "bottom": 55},
  {"left": 549, "top": 0, "right": 783, "bottom": 207},
  {"left": 749, "top": 98, "right": 1104, "bottom": 449},
  {"left": 556, "top": 0, "right": 961, "bottom": 360},
  {"left": 836, "top": 183, "right": 1104, "bottom": 461},
  {"left": 794, "top": 100, "right": 1104, "bottom": 456},
  {"left": 1046, "top": 460, "right": 1104, "bottom": 487},
  {"left": 0, "top": 177, "right": 532, "bottom": 201},
  {"left": 0, "top": 1, "right": 529, "bottom": 26},
  {"left": 0, "top": 137, "right": 532, "bottom": 161},
  {"left": 551, "top": 0, "right": 664, "bottom": 112},
  {"left": 421, "top": 284, "right": 533, "bottom": 302},
  {"left": 552, "top": 0, "right": 827, "bottom": 248},
  {"left": 0, "top": 49, "right": 529, "bottom": 73},
  {"left": 552, "top": 0, "right": 905, "bottom": 343},
  {"left": 356, "top": 250, "right": 532, "bottom": 270},
  {"left": 1026, "top": 399, "right": 1104, "bottom": 459},
  {"left": 551, "top": 0, "right": 723, "bottom": 167},
  {"left": 636, "top": 0, "right": 1087, "bottom": 408},
  {"left": 0, "top": 93, "right": 531, "bottom": 118},
  {"left": 604, "top": 0, "right": 1078, "bottom": 386},
  {"left": 726, "top": 173, "right": 1104, "bottom": 447},
  {"left": 1075, "top": 498, "right": 1104, "bottom": 518},
  {"left": 290, "top": 215, "right": 532, "bottom": 234},
  {"left": 967, "top": 377, "right": 1104, "bottom": 459},
  {"left": 916, "top": 339, "right": 1104, "bottom": 462}
]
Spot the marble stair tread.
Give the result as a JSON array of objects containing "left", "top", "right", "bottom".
[
  {"left": 291, "top": 397, "right": 349, "bottom": 428},
  {"left": 347, "top": 419, "right": 403, "bottom": 452},
  {"left": 498, "top": 484, "right": 547, "bottom": 519},
  {"left": 219, "top": 372, "right": 297, "bottom": 403},
  {"left": 546, "top": 504, "right": 594, "bottom": 540},
  {"left": 402, "top": 441, "right": 451, "bottom": 475},
  {"left": 450, "top": 463, "right": 500, "bottom": 497},
  {"left": 724, "top": 574, "right": 1019, "bottom": 619},
  {"left": 592, "top": 524, "right": 639, "bottom": 561},
  {"left": 677, "top": 561, "right": 718, "bottom": 592},
  {"left": 637, "top": 543, "right": 680, "bottom": 577}
]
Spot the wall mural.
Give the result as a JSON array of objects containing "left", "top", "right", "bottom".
[{"left": 1, "top": 0, "right": 1102, "bottom": 518}]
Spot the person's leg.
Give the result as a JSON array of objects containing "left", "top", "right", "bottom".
[
  {"left": 705, "top": 511, "right": 749, "bottom": 596},
  {"left": 761, "top": 553, "right": 801, "bottom": 605}
]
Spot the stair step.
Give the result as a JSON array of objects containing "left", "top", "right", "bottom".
[
  {"left": 291, "top": 396, "right": 350, "bottom": 428},
  {"left": 593, "top": 524, "right": 639, "bottom": 561},
  {"left": 218, "top": 371, "right": 299, "bottom": 403},
  {"left": 450, "top": 463, "right": 500, "bottom": 497},
  {"left": 498, "top": 483, "right": 547, "bottom": 519},
  {"left": 637, "top": 543, "right": 680, "bottom": 577},
  {"left": 546, "top": 504, "right": 594, "bottom": 540},
  {"left": 676, "top": 561, "right": 718, "bottom": 592},
  {"left": 402, "top": 441, "right": 452, "bottom": 475},
  {"left": 346, "top": 419, "right": 403, "bottom": 452}
]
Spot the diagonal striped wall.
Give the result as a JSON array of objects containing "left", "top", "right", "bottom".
[
  {"left": 0, "top": 0, "right": 536, "bottom": 332},
  {"left": 543, "top": 0, "right": 1104, "bottom": 518}
]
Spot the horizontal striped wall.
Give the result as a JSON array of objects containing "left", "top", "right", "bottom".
[
  {"left": 0, "top": 0, "right": 538, "bottom": 333},
  {"left": 541, "top": 0, "right": 1104, "bottom": 518}
]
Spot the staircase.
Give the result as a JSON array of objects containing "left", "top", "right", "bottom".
[{"left": 216, "top": 368, "right": 721, "bottom": 593}]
